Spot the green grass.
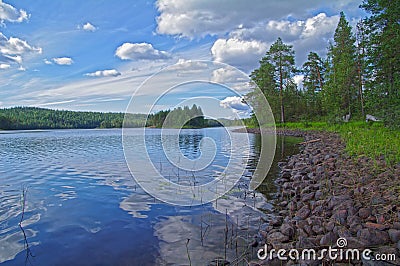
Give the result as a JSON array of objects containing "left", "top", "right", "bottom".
[{"left": 274, "top": 121, "right": 400, "bottom": 165}]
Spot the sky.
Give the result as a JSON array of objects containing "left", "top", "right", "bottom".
[{"left": 0, "top": 0, "right": 367, "bottom": 117}]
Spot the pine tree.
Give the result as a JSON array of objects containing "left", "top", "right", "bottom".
[
  {"left": 302, "top": 51, "right": 326, "bottom": 117},
  {"left": 249, "top": 37, "right": 297, "bottom": 123},
  {"left": 324, "top": 12, "right": 358, "bottom": 119},
  {"left": 360, "top": 0, "right": 400, "bottom": 128}
]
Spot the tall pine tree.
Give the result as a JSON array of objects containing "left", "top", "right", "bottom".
[
  {"left": 250, "top": 37, "right": 297, "bottom": 123},
  {"left": 324, "top": 12, "right": 359, "bottom": 119},
  {"left": 361, "top": 0, "right": 400, "bottom": 128}
]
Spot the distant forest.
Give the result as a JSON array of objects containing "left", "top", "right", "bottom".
[
  {"left": 0, "top": 107, "right": 143, "bottom": 130},
  {"left": 0, "top": 106, "right": 241, "bottom": 130}
]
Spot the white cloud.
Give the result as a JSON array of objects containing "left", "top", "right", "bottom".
[
  {"left": 211, "top": 38, "right": 267, "bottom": 70},
  {"left": 220, "top": 96, "right": 251, "bottom": 116},
  {"left": 293, "top": 74, "right": 304, "bottom": 88},
  {"left": 43, "top": 59, "right": 52, "bottom": 65},
  {"left": 52, "top": 57, "right": 74, "bottom": 65},
  {"left": 80, "top": 22, "right": 97, "bottom": 32},
  {"left": 211, "top": 67, "right": 245, "bottom": 84},
  {"left": 0, "top": 32, "right": 42, "bottom": 55},
  {"left": 155, "top": 0, "right": 358, "bottom": 38},
  {"left": 85, "top": 69, "right": 121, "bottom": 77},
  {"left": 0, "top": 63, "right": 10, "bottom": 69},
  {"left": 168, "top": 59, "right": 208, "bottom": 75},
  {"left": 0, "top": 1, "right": 29, "bottom": 24},
  {"left": 115, "top": 42, "right": 170, "bottom": 60},
  {"left": 2, "top": 54, "right": 22, "bottom": 64},
  {"left": 212, "top": 13, "right": 340, "bottom": 67},
  {"left": 0, "top": 32, "right": 41, "bottom": 68}
]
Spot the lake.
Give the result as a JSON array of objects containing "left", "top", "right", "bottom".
[{"left": 0, "top": 128, "right": 300, "bottom": 265}]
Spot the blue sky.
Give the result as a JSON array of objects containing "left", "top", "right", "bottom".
[{"left": 0, "top": 0, "right": 366, "bottom": 116}]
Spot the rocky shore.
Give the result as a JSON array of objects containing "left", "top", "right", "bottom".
[{"left": 249, "top": 129, "right": 400, "bottom": 265}]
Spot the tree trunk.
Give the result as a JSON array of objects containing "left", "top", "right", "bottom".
[
  {"left": 357, "top": 60, "right": 365, "bottom": 117},
  {"left": 279, "top": 64, "right": 285, "bottom": 124}
]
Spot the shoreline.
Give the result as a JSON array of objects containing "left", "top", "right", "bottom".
[{"left": 249, "top": 128, "right": 400, "bottom": 265}]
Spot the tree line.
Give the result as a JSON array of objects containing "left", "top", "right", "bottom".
[
  {"left": 247, "top": 0, "right": 399, "bottom": 129},
  {"left": 0, "top": 107, "right": 146, "bottom": 130},
  {"left": 0, "top": 105, "right": 241, "bottom": 130},
  {"left": 145, "top": 104, "right": 206, "bottom": 128}
]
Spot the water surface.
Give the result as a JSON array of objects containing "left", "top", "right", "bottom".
[{"left": 0, "top": 128, "right": 300, "bottom": 265}]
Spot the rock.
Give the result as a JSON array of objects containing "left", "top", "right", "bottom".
[
  {"left": 296, "top": 236, "right": 317, "bottom": 248},
  {"left": 312, "top": 224, "right": 324, "bottom": 235},
  {"left": 393, "top": 222, "right": 400, "bottom": 230},
  {"left": 301, "top": 192, "right": 315, "bottom": 202},
  {"left": 357, "top": 228, "right": 390, "bottom": 246},
  {"left": 316, "top": 165, "right": 325, "bottom": 175},
  {"left": 268, "top": 232, "right": 289, "bottom": 243},
  {"left": 371, "top": 197, "right": 385, "bottom": 205},
  {"left": 358, "top": 207, "right": 372, "bottom": 219},
  {"left": 388, "top": 229, "right": 400, "bottom": 243},
  {"left": 320, "top": 232, "right": 338, "bottom": 246},
  {"left": 328, "top": 195, "right": 350, "bottom": 210},
  {"left": 281, "top": 171, "right": 291, "bottom": 179},
  {"left": 397, "top": 240, "right": 400, "bottom": 251},
  {"left": 295, "top": 206, "right": 311, "bottom": 220},
  {"left": 324, "top": 221, "right": 335, "bottom": 232},
  {"left": 345, "top": 236, "right": 369, "bottom": 249},
  {"left": 314, "top": 191, "right": 323, "bottom": 200},
  {"left": 280, "top": 223, "right": 294, "bottom": 238},
  {"left": 288, "top": 201, "right": 296, "bottom": 212},
  {"left": 279, "top": 201, "right": 288, "bottom": 207},
  {"left": 334, "top": 209, "right": 348, "bottom": 225},
  {"left": 365, "top": 222, "right": 390, "bottom": 231},
  {"left": 269, "top": 216, "right": 283, "bottom": 226}
]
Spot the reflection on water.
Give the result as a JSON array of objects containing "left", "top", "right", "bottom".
[{"left": 0, "top": 128, "right": 301, "bottom": 265}]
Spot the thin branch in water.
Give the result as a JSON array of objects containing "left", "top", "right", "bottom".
[
  {"left": 19, "top": 186, "right": 35, "bottom": 266},
  {"left": 185, "top": 238, "right": 191, "bottom": 266}
]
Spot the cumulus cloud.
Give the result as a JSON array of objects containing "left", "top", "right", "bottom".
[
  {"left": 52, "top": 57, "right": 73, "bottom": 65},
  {"left": 211, "top": 38, "right": 267, "bottom": 70},
  {"left": 293, "top": 74, "right": 304, "bottom": 88},
  {"left": 211, "top": 67, "right": 245, "bottom": 84},
  {"left": 0, "top": 32, "right": 41, "bottom": 68},
  {"left": 155, "top": 0, "right": 357, "bottom": 38},
  {"left": 85, "top": 69, "right": 121, "bottom": 77},
  {"left": 79, "top": 22, "right": 97, "bottom": 32},
  {"left": 220, "top": 96, "right": 251, "bottom": 116},
  {"left": 0, "top": 1, "right": 29, "bottom": 24},
  {"left": 0, "top": 32, "right": 42, "bottom": 55},
  {"left": 0, "top": 63, "right": 10, "bottom": 69},
  {"left": 115, "top": 42, "right": 170, "bottom": 60},
  {"left": 220, "top": 96, "right": 249, "bottom": 111}
]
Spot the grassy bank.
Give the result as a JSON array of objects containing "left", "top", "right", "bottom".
[{"left": 275, "top": 121, "right": 400, "bottom": 166}]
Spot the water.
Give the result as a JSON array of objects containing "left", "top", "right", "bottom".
[{"left": 0, "top": 128, "right": 301, "bottom": 265}]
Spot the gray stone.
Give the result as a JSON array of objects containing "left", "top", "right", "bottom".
[
  {"left": 295, "top": 205, "right": 310, "bottom": 220},
  {"left": 358, "top": 207, "right": 372, "bottom": 219},
  {"left": 301, "top": 192, "right": 315, "bottom": 202},
  {"left": 319, "top": 232, "right": 338, "bottom": 246},
  {"left": 357, "top": 228, "right": 390, "bottom": 246},
  {"left": 320, "top": 232, "right": 338, "bottom": 246},
  {"left": 268, "top": 231, "right": 289, "bottom": 243},
  {"left": 296, "top": 236, "right": 317, "bottom": 248},
  {"left": 280, "top": 223, "right": 294, "bottom": 238},
  {"left": 388, "top": 229, "right": 400, "bottom": 243},
  {"left": 314, "top": 190, "right": 323, "bottom": 200}
]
